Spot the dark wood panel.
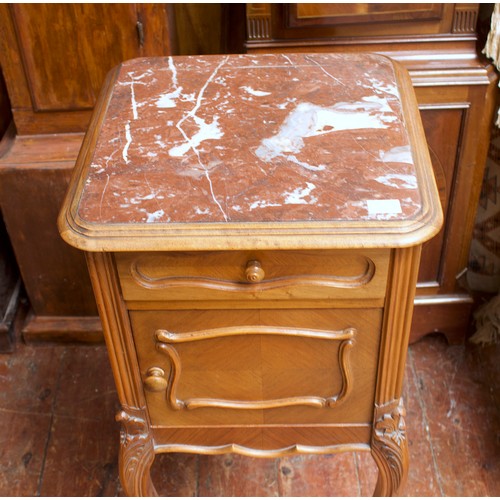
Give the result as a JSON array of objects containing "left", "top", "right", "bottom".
[
  {"left": 0, "top": 4, "right": 175, "bottom": 134},
  {"left": 417, "top": 107, "right": 464, "bottom": 287},
  {"left": 12, "top": 4, "right": 143, "bottom": 111},
  {"left": 0, "top": 164, "right": 97, "bottom": 317},
  {"left": 291, "top": 3, "right": 445, "bottom": 27},
  {"left": 268, "top": 3, "right": 460, "bottom": 40}
]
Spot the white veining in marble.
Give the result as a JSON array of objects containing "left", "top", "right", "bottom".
[
  {"left": 249, "top": 200, "right": 281, "bottom": 210},
  {"left": 79, "top": 54, "right": 423, "bottom": 226},
  {"left": 169, "top": 116, "right": 224, "bottom": 157},
  {"left": 375, "top": 174, "right": 418, "bottom": 190},
  {"left": 122, "top": 122, "right": 132, "bottom": 164},
  {"left": 284, "top": 182, "right": 317, "bottom": 205},
  {"left": 241, "top": 86, "right": 272, "bottom": 97},
  {"left": 169, "top": 56, "right": 230, "bottom": 221},
  {"left": 156, "top": 87, "right": 183, "bottom": 108},
  {"left": 255, "top": 99, "right": 392, "bottom": 169},
  {"left": 145, "top": 209, "right": 165, "bottom": 223},
  {"left": 379, "top": 145, "right": 413, "bottom": 164}
]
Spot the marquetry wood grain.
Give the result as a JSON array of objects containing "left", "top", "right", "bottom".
[
  {"left": 56, "top": 51, "right": 443, "bottom": 496},
  {"left": 129, "top": 308, "right": 382, "bottom": 427},
  {"left": 116, "top": 249, "right": 390, "bottom": 304},
  {"left": 153, "top": 425, "right": 372, "bottom": 456}
]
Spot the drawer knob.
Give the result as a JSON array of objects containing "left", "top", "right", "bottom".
[
  {"left": 245, "top": 260, "right": 265, "bottom": 283},
  {"left": 144, "top": 367, "right": 168, "bottom": 392}
]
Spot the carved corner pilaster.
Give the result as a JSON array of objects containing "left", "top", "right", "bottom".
[
  {"left": 371, "top": 398, "right": 409, "bottom": 497},
  {"left": 246, "top": 4, "right": 271, "bottom": 40},
  {"left": 116, "top": 406, "right": 157, "bottom": 497},
  {"left": 452, "top": 5, "right": 478, "bottom": 33}
]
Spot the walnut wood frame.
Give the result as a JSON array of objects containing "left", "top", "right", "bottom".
[{"left": 86, "top": 245, "right": 421, "bottom": 496}]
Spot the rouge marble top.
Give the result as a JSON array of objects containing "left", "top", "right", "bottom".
[{"left": 60, "top": 53, "right": 442, "bottom": 251}]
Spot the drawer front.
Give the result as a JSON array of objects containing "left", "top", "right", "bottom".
[
  {"left": 130, "top": 308, "right": 382, "bottom": 427},
  {"left": 116, "top": 249, "right": 390, "bottom": 305}
]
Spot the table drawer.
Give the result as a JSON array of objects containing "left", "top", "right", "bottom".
[
  {"left": 116, "top": 249, "right": 390, "bottom": 305},
  {"left": 130, "top": 308, "right": 382, "bottom": 427}
]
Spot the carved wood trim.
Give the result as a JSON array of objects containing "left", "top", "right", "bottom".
[
  {"left": 130, "top": 257, "right": 376, "bottom": 291},
  {"left": 452, "top": 5, "right": 478, "bottom": 34},
  {"left": 154, "top": 326, "right": 355, "bottom": 411},
  {"left": 116, "top": 406, "right": 157, "bottom": 497},
  {"left": 246, "top": 3, "right": 271, "bottom": 40},
  {"left": 156, "top": 441, "right": 370, "bottom": 458},
  {"left": 86, "top": 252, "right": 146, "bottom": 409},
  {"left": 376, "top": 246, "right": 421, "bottom": 405},
  {"left": 371, "top": 398, "right": 409, "bottom": 496}
]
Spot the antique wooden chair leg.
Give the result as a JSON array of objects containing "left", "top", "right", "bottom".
[
  {"left": 116, "top": 407, "right": 158, "bottom": 496},
  {"left": 371, "top": 399, "right": 409, "bottom": 497}
]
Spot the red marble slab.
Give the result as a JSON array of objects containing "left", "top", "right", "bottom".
[{"left": 76, "top": 54, "right": 422, "bottom": 226}]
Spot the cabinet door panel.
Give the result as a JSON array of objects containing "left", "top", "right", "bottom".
[
  {"left": 417, "top": 107, "right": 464, "bottom": 287},
  {"left": 10, "top": 4, "right": 171, "bottom": 112},
  {"left": 292, "top": 4, "right": 445, "bottom": 27}
]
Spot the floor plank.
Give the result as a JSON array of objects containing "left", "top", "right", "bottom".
[{"left": 0, "top": 334, "right": 498, "bottom": 496}]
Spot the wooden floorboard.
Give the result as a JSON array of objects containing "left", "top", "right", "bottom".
[{"left": 0, "top": 334, "right": 498, "bottom": 496}]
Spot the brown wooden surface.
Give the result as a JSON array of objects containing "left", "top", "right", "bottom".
[
  {"left": 0, "top": 131, "right": 100, "bottom": 340},
  {"left": 58, "top": 55, "right": 442, "bottom": 253},
  {"left": 0, "top": 3, "right": 178, "bottom": 342},
  {"left": 240, "top": 2, "right": 498, "bottom": 344},
  {"left": 116, "top": 249, "right": 390, "bottom": 304},
  {"left": 0, "top": 4, "right": 175, "bottom": 135},
  {"left": 57, "top": 51, "right": 441, "bottom": 495},
  {"left": 131, "top": 308, "right": 381, "bottom": 427}
]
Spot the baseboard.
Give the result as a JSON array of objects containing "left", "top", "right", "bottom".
[
  {"left": 22, "top": 312, "right": 103, "bottom": 344},
  {"left": 410, "top": 294, "right": 474, "bottom": 345}
]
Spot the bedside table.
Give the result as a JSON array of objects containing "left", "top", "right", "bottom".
[{"left": 58, "top": 53, "right": 442, "bottom": 496}]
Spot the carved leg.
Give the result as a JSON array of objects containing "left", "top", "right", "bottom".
[
  {"left": 371, "top": 398, "right": 409, "bottom": 497},
  {"left": 116, "top": 406, "right": 158, "bottom": 496}
]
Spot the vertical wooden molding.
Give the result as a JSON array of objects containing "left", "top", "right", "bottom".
[
  {"left": 86, "top": 252, "right": 146, "bottom": 409},
  {"left": 452, "top": 4, "right": 478, "bottom": 33},
  {"left": 116, "top": 406, "right": 157, "bottom": 497},
  {"left": 371, "top": 398, "right": 408, "bottom": 496},
  {"left": 246, "top": 4, "right": 271, "bottom": 40},
  {"left": 376, "top": 246, "right": 422, "bottom": 405},
  {"left": 372, "top": 246, "right": 421, "bottom": 496}
]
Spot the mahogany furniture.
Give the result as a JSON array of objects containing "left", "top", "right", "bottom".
[
  {"left": 59, "top": 53, "right": 442, "bottom": 496},
  {"left": 0, "top": 4, "right": 175, "bottom": 342},
  {"left": 241, "top": 3, "right": 498, "bottom": 343}
]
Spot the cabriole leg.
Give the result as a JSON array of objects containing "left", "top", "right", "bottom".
[
  {"left": 116, "top": 406, "right": 158, "bottom": 496},
  {"left": 371, "top": 398, "right": 409, "bottom": 496}
]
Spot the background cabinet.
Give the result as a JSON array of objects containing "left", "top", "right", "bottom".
[
  {"left": 0, "top": 3, "right": 496, "bottom": 344},
  {"left": 239, "top": 3, "right": 498, "bottom": 343},
  {"left": 0, "top": 4, "right": 176, "bottom": 342}
]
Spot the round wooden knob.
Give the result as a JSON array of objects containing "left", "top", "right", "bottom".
[
  {"left": 245, "top": 260, "right": 265, "bottom": 283},
  {"left": 144, "top": 367, "right": 168, "bottom": 392}
]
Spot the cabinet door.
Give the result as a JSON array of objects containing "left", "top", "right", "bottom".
[{"left": 0, "top": 4, "right": 175, "bottom": 133}]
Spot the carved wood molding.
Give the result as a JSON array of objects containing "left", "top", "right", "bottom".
[
  {"left": 371, "top": 398, "right": 408, "bottom": 496},
  {"left": 130, "top": 257, "right": 375, "bottom": 292},
  {"left": 116, "top": 406, "right": 157, "bottom": 497},
  {"left": 246, "top": 3, "right": 271, "bottom": 40},
  {"left": 452, "top": 5, "right": 478, "bottom": 34},
  {"left": 154, "top": 326, "right": 355, "bottom": 411},
  {"left": 156, "top": 441, "right": 370, "bottom": 459}
]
